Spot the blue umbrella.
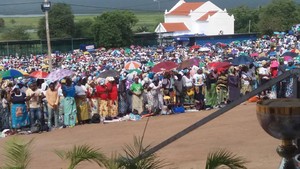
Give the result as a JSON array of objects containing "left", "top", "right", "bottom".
[
  {"left": 231, "top": 55, "right": 254, "bottom": 66},
  {"left": 165, "top": 46, "right": 175, "bottom": 52},
  {"left": 268, "top": 51, "right": 277, "bottom": 57}
]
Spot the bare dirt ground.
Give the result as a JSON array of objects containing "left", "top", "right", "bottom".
[{"left": 0, "top": 103, "right": 281, "bottom": 169}]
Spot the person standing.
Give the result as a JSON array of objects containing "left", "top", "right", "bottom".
[
  {"left": 45, "top": 82, "right": 59, "bottom": 129},
  {"left": 130, "top": 76, "right": 143, "bottom": 114},
  {"left": 0, "top": 90, "right": 10, "bottom": 130},
  {"left": 118, "top": 76, "right": 128, "bottom": 116},
  {"left": 228, "top": 66, "right": 240, "bottom": 103},
  {"left": 62, "top": 77, "right": 77, "bottom": 127},
  {"left": 9, "top": 86, "right": 29, "bottom": 130},
  {"left": 96, "top": 79, "right": 109, "bottom": 120},
  {"left": 174, "top": 73, "right": 185, "bottom": 105},
  {"left": 86, "top": 80, "right": 98, "bottom": 116},
  {"left": 26, "top": 81, "right": 44, "bottom": 127},
  {"left": 107, "top": 77, "right": 118, "bottom": 118},
  {"left": 75, "top": 78, "right": 89, "bottom": 124}
]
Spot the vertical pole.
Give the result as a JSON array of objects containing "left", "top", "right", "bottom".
[
  {"left": 292, "top": 75, "right": 299, "bottom": 98},
  {"left": 6, "top": 42, "right": 9, "bottom": 56},
  {"left": 44, "top": 0, "right": 52, "bottom": 71},
  {"left": 248, "top": 20, "right": 251, "bottom": 33}
]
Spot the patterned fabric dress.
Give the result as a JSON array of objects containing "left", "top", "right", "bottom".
[
  {"left": 10, "top": 93, "right": 30, "bottom": 129},
  {"left": 0, "top": 100, "right": 10, "bottom": 130}
]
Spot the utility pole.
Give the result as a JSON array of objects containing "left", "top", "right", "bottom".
[
  {"left": 42, "top": 0, "right": 52, "bottom": 71},
  {"left": 248, "top": 20, "right": 251, "bottom": 33}
]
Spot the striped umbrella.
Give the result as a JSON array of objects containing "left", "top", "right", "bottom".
[{"left": 124, "top": 61, "right": 141, "bottom": 70}]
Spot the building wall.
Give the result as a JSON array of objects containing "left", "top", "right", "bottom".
[{"left": 205, "top": 12, "right": 234, "bottom": 35}]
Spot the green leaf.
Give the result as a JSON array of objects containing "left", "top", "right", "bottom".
[
  {"left": 1, "top": 138, "right": 33, "bottom": 169},
  {"left": 205, "top": 149, "right": 247, "bottom": 169}
]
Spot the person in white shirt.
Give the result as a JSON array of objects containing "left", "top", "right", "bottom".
[
  {"left": 193, "top": 68, "right": 205, "bottom": 93},
  {"left": 258, "top": 60, "right": 271, "bottom": 97}
]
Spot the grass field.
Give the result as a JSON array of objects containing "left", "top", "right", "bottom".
[{"left": 0, "top": 12, "right": 163, "bottom": 41}]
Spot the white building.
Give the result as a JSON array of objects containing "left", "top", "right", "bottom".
[{"left": 155, "top": 0, "right": 235, "bottom": 36}]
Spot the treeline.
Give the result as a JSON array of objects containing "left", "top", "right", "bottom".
[{"left": 228, "top": 0, "right": 300, "bottom": 35}]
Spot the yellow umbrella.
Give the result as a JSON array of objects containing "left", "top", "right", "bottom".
[
  {"left": 84, "top": 51, "right": 90, "bottom": 55},
  {"left": 0, "top": 66, "right": 4, "bottom": 70}
]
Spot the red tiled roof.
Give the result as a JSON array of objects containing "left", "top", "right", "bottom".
[
  {"left": 162, "top": 23, "right": 189, "bottom": 32},
  {"left": 198, "top": 10, "right": 218, "bottom": 21},
  {"left": 167, "top": 2, "right": 205, "bottom": 16}
]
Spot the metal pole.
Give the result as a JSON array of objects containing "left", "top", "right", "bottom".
[
  {"left": 248, "top": 20, "right": 251, "bottom": 33},
  {"left": 44, "top": 0, "right": 52, "bottom": 71}
]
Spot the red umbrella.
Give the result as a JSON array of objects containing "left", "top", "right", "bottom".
[
  {"left": 30, "top": 71, "right": 49, "bottom": 79},
  {"left": 207, "top": 62, "right": 231, "bottom": 72},
  {"left": 178, "top": 58, "right": 200, "bottom": 70},
  {"left": 152, "top": 61, "right": 178, "bottom": 73},
  {"left": 250, "top": 53, "right": 259, "bottom": 57},
  {"left": 190, "top": 45, "right": 201, "bottom": 50}
]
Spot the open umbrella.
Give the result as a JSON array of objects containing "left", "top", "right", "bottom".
[
  {"left": 124, "top": 61, "right": 141, "bottom": 70},
  {"left": 190, "top": 45, "right": 200, "bottom": 50},
  {"left": 282, "top": 52, "right": 298, "bottom": 58},
  {"left": 284, "top": 56, "right": 293, "bottom": 61},
  {"left": 250, "top": 53, "right": 259, "bottom": 57},
  {"left": 207, "top": 62, "right": 231, "bottom": 72},
  {"left": 257, "top": 57, "right": 270, "bottom": 61},
  {"left": 231, "top": 55, "right": 254, "bottom": 66},
  {"left": 47, "top": 69, "right": 74, "bottom": 82},
  {"left": 30, "top": 71, "right": 49, "bottom": 79},
  {"left": 128, "top": 69, "right": 142, "bottom": 75},
  {"left": 99, "top": 70, "right": 119, "bottom": 78},
  {"left": 0, "top": 69, "right": 26, "bottom": 79},
  {"left": 146, "top": 61, "right": 155, "bottom": 67},
  {"left": 151, "top": 61, "right": 178, "bottom": 73},
  {"left": 178, "top": 58, "right": 201, "bottom": 70}
]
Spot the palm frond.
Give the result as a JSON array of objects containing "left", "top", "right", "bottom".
[
  {"left": 1, "top": 138, "right": 33, "bottom": 169},
  {"left": 118, "top": 136, "right": 168, "bottom": 169},
  {"left": 205, "top": 149, "right": 247, "bottom": 169},
  {"left": 103, "top": 152, "right": 124, "bottom": 169},
  {"left": 55, "top": 144, "right": 107, "bottom": 169}
]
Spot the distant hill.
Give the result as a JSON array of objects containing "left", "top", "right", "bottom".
[{"left": 0, "top": 0, "right": 299, "bottom": 15}]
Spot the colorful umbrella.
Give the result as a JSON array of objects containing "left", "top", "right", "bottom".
[
  {"left": 30, "top": 71, "right": 49, "bottom": 79},
  {"left": 207, "top": 62, "right": 231, "bottom": 72},
  {"left": 151, "top": 61, "right": 178, "bottom": 73},
  {"left": 99, "top": 70, "right": 119, "bottom": 78},
  {"left": 270, "top": 61, "right": 279, "bottom": 68},
  {"left": 0, "top": 69, "right": 26, "bottom": 79},
  {"left": 146, "top": 61, "right": 155, "bottom": 67},
  {"left": 124, "top": 61, "right": 141, "bottom": 70},
  {"left": 284, "top": 56, "right": 293, "bottom": 61},
  {"left": 47, "top": 69, "right": 74, "bottom": 81},
  {"left": 231, "top": 55, "right": 254, "bottom": 66},
  {"left": 178, "top": 58, "right": 201, "bottom": 70},
  {"left": 282, "top": 52, "right": 298, "bottom": 58},
  {"left": 250, "top": 53, "right": 259, "bottom": 57},
  {"left": 190, "top": 45, "right": 200, "bottom": 50},
  {"left": 128, "top": 69, "right": 142, "bottom": 75}
]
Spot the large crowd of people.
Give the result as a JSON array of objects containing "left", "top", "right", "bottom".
[{"left": 0, "top": 32, "right": 300, "bottom": 136}]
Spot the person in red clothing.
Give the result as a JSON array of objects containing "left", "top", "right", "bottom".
[
  {"left": 96, "top": 79, "right": 108, "bottom": 119},
  {"left": 107, "top": 77, "right": 118, "bottom": 118}
]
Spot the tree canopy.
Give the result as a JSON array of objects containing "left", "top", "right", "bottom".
[
  {"left": 37, "top": 3, "right": 75, "bottom": 39},
  {"left": 2, "top": 26, "right": 30, "bottom": 40},
  {"left": 92, "top": 10, "right": 138, "bottom": 48}
]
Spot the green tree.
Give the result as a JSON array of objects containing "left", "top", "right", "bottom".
[
  {"left": 73, "top": 19, "right": 94, "bottom": 38},
  {"left": 228, "top": 6, "right": 259, "bottom": 33},
  {"left": 258, "top": 0, "right": 300, "bottom": 35},
  {"left": 2, "top": 26, "right": 30, "bottom": 40},
  {"left": 0, "top": 18, "right": 5, "bottom": 28},
  {"left": 92, "top": 10, "right": 138, "bottom": 48},
  {"left": 136, "top": 25, "right": 149, "bottom": 33},
  {"left": 38, "top": 3, "right": 75, "bottom": 39},
  {"left": 10, "top": 19, "right": 16, "bottom": 24}
]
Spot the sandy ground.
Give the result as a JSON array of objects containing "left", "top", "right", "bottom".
[{"left": 0, "top": 103, "right": 281, "bottom": 169}]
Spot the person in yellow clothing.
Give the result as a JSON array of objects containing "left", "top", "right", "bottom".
[
  {"left": 45, "top": 82, "right": 59, "bottom": 129},
  {"left": 74, "top": 78, "right": 90, "bottom": 124}
]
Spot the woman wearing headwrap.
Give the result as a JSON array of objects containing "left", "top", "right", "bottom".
[
  {"left": 8, "top": 85, "right": 29, "bottom": 130},
  {"left": 62, "top": 77, "right": 77, "bottom": 127},
  {"left": 107, "top": 77, "right": 118, "bottom": 118},
  {"left": 228, "top": 66, "right": 240, "bottom": 103},
  {"left": 96, "top": 78, "right": 109, "bottom": 119},
  {"left": 118, "top": 76, "right": 128, "bottom": 116},
  {"left": 130, "top": 76, "right": 143, "bottom": 114},
  {"left": 86, "top": 79, "right": 98, "bottom": 116},
  {"left": 75, "top": 78, "right": 89, "bottom": 124},
  {"left": 205, "top": 70, "right": 218, "bottom": 110}
]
